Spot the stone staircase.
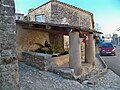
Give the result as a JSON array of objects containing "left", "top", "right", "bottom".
[{"left": 49, "top": 62, "right": 94, "bottom": 80}]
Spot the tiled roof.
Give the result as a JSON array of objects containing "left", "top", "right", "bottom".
[{"left": 15, "top": 13, "right": 24, "bottom": 15}]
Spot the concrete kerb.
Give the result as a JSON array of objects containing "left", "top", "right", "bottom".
[
  {"left": 81, "top": 54, "right": 108, "bottom": 81},
  {"left": 76, "top": 55, "right": 109, "bottom": 85},
  {"left": 94, "top": 55, "right": 108, "bottom": 75},
  {"left": 98, "top": 55, "right": 108, "bottom": 69}
]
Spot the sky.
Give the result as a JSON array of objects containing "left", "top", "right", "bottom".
[{"left": 14, "top": 0, "right": 120, "bottom": 36}]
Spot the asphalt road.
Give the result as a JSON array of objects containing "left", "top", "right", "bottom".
[{"left": 100, "top": 45, "right": 120, "bottom": 77}]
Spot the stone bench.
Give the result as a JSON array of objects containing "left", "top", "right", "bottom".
[{"left": 22, "top": 52, "right": 52, "bottom": 71}]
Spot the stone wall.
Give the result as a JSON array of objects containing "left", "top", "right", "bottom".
[
  {"left": 22, "top": 52, "right": 52, "bottom": 71},
  {"left": 49, "top": 33, "right": 64, "bottom": 52},
  {"left": 16, "top": 24, "right": 65, "bottom": 60},
  {"left": 16, "top": 24, "right": 50, "bottom": 60},
  {"left": 51, "top": 1, "right": 93, "bottom": 28},
  {"left": 64, "top": 35, "right": 69, "bottom": 51},
  {"left": 28, "top": 2, "right": 52, "bottom": 22},
  {"left": 28, "top": 1, "right": 93, "bottom": 29},
  {"left": 0, "top": 0, "right": 19, "bottom": 90}
]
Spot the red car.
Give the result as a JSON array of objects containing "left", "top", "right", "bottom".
[{"left": 99, "top": 42, "right": 116, "bottom": 56}]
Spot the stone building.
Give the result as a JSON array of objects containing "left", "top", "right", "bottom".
[
  {"left": 16, "top": 0, "right": 102, "bottom": 76},
  {"left": 112, "top": 34, "right": 119, "bottom": 45},
  {"left": 16, "top": 0, "right": 93, "bottom": 60},
  {"left": 27, "top": 0, "right": 94, "bottom": 58},
  {"left": 15, "top": 13, "right": 24, "bottom": 20},
  {"left": 28, "top": 0, "right": 93, "bottom": 28}
]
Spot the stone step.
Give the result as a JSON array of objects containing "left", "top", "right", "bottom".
[
  {"left": 81, "top": 63, "right": 93, "bottom": 76},
  {"left": 51, "top": 67, "right": 76, "bottom": 79},
  {"left": 50, "top": 63, "right": 94, "bottom": 80}
]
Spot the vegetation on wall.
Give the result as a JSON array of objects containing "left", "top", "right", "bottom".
[
  {"left": 23, "top": 15, "right": 28, "bottom": 21},
  {"left": 32, "top": 40, "right": 68, "bottom": 56}
]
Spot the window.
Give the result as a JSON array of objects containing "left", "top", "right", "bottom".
[
  {"left": 17, "top": 16, "right": 20, "bottom": 20},
  {"left": 102, "top": 43, "right": 113, "bottom": 48},
  {"left": 35, "top": 14, "right": 45, "bottom": 22}
]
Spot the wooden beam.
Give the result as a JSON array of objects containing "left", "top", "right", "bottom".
[
  {"left": 16, "top": 20, "right": 103, "bottom": 35},
  {"left": 22, "top": 26, "right": 69, "bottom": 35}
]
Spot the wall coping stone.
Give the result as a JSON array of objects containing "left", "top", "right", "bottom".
[
  {"left": 22, "top": 52, "right": 52, "bottom": 71},
  {"left": 23, "top": 52, "right": 52, "bottom": 60}
]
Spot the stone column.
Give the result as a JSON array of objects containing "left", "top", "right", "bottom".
[
  {"left": 0, "top": 0, "right": 19, "bottom": 90},
  {"left": 85, "top": 33, "right": 96, "bottom": 66},
  {"left": 69, "top": 31, "right": 82, "bottom": 75}
]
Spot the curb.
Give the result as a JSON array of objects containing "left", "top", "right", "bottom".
[
  {"left": 86, "top": 54, "right": 108, "bottom": 80},
  {"left": 97, "top": 54, "right": 108, "bottom": 69},
  {"left": 96, "top": 54, "right": 108, "bottom": 76}
]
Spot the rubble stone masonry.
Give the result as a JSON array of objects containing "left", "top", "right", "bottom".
[
  {"left": 28, "top": 1, "right": 93, "bottom": 29},
  {"left": 28, "top": 2, "right": 52, "bottom": 22},
  {"left": 16, "top": 24, "right": 50, "bottom": 60},
  {"left": 0, "top": 0, "right": 19, "bottom": 90},
  {"left": 51, "top": 1, "right": 93, "bottom": 28},
  {"left": 28, "top": 1, "right": 93, "bottom": 55}
]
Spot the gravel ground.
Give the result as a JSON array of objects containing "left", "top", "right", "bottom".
[
  {"left": 19, "top": 62, "right": 84, "bottom": 90},
  {"left": 19, "top": 58, "right": 120, "bottom": 90}
]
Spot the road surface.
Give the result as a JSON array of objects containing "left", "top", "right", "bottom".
[{"left": 101, "top": 45, "right": 120, "bottom": 77}]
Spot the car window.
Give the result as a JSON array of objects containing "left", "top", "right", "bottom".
[{"left": 102, "top": 43, "right": 113, "bottom": 48}]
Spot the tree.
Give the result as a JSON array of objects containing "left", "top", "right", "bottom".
[
  {"left": 23, "top": 15, "right": 28, "bottom": 21},
  {"left": 94, "top": 23, "right": 101, "bottom": 31}
]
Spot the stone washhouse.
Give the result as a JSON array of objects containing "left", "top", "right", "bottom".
[{"left": 16, "top": 0, "right": 102, "bottom": 78}]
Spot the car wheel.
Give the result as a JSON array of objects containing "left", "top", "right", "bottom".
[
  {"left": 113, "top": 53, "right": 116, "bottom": 56},
  {"left": 100, "top": 53, "right": 102, "bottom": 56}
]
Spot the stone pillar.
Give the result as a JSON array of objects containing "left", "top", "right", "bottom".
[
  {"left": 0, "top": 0, "right": 19, "bottom": 90},
  {"left": 85, "top": 33, "right": 96, "bottom": 66},
  {"left": 69, "top": 31, "right": 82, "bottom": 75}
]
